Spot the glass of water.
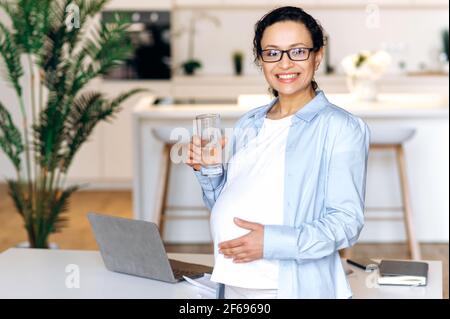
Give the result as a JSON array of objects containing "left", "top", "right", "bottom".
[{"left": 195, "top": 113, "right": 223, "bottom": 177}]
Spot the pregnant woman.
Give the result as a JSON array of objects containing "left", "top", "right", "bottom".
[{"left": 186, "top": 6, "right": 370, "bottom": 299}]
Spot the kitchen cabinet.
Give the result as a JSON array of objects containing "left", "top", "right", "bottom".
[
  {"left": 173, "top": 0, "right": 318, "bottom": 8},
  {"left": 363, "top": 0, "right": 448, "bottom": 6},
  {"left": 174, "top": 0, "right": 223, "bottom": 7},
  {"left": 222, "top": 0, "right": 319, "bottom": 7},
  {"left": 315, "top": 0, "right": 413, "bottom": 6},
  {"left": 106, "top": 0, "right": 172, "bottom": 10},
  {"left": 412, "top": 0, "right": 449, "bottom": 6},
  {"left": 173, "top": 0, "right": 447, "bottom": 8}
]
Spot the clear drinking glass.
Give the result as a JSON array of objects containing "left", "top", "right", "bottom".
[{"left": 195, "top": 113, "right": 223, "bottom": 177}]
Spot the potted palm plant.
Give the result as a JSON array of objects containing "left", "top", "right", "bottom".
[{"left": 0, "top": 0, "right": 144, "bottom": 248}]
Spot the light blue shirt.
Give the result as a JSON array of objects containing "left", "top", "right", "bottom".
[{"left": 194, "top": 91, "right": 370, "bottom": 298}]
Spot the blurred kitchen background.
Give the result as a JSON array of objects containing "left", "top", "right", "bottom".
[{"left": 0, "top": 0, "right": 448, "bottom": 296}]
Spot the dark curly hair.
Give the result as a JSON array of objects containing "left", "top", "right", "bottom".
[{"left": 253, "top": 6, "right": 325, "bottom": 96}]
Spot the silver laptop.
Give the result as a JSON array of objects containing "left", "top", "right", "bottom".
[{"left": 87, "top": 213, "right": 213, "bottom": 283}]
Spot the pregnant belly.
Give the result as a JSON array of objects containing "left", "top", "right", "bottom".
[{"left": 210, "top": 178, "right": 282, "bottom": 244}]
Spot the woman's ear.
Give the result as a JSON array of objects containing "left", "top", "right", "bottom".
[
  {"left": 257, "top": 56, "right": 263, "bottom": 68},
  {"left": 314, "top": 47, "right": 325, "bottom": 70}
]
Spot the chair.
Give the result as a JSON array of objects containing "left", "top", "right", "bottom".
[
  {"left": 344, "top": 127, "right": 421, "bottom": 260},
  {"left": 152, "top": 128, "right": 210, "bottom": 242}
]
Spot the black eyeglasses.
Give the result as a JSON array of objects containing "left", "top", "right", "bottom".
[{"left": 260, "top": 47, "right": 317, "bottom": 63}]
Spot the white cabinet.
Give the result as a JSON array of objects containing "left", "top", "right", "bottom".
[
  {"left": 222, "top": 0, "right": 293, "bottom": 7},
  {"left": 315, "top": 0, "right": 413, "bottom": 5},
  {"left": 106, "top": 0, "right": 172, "bottom": 10},
  {"left": 173, "top": 0, "right": 447, "bottom": 8},
  {"left": 175, "top": 0, "right": 319, "bottom": 8},
  {"left": 412, "top": 0, "right": 449, "bottom": 6},
  {"left": 119, "top": 0, "right": 449, "bottom": 8},
  {"left": 102, "top": 93, "right": 145, "bottom": 181},
  {"left": 173, "top": 0, "right": 223, "bottom": 8}
]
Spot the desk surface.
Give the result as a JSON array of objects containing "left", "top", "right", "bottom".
[{"left": 0, "top": 248, "right": 442, "bottom": 299}]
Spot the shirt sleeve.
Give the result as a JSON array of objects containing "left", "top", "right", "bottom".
[
  {"left": 193, "top": 168, "right": 228, "bottom": 211},
  {"left": 263, "top": 116, "right": 370, "bottom": 261}
]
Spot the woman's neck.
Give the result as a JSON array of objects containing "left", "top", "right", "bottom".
[{"left": 270, "top": 87, "right": 316, "bottom": 117}]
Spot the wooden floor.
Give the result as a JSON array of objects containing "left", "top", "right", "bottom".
[{"left": 0, "top": 184, "right": 448, "bottom": 298}]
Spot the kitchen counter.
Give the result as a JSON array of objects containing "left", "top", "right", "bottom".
[
  {"left": 135, "top": 93, "right": 449, "bottom": 119},
  {"left": 133, "top": 93, "right": 449, "bottom": 243}
]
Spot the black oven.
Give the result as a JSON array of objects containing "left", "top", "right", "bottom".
[{"left": 102, "top": 10, "right": 171, "bottom": 80}]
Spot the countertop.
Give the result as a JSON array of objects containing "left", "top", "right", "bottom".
[
  {"left": 0, "top": 248, "right": 442, "bottom": 299},
  {"left": 134, "top": 93, "right": 449, "bottom": 119}
]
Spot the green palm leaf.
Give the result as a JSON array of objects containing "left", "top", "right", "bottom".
[
  {"left": 0, "top": 21, "right": 24, "bottom": 97},
  {"left": 0, "top": 101, "right": 23, "bottom": 171},
  {"left": 45, "top": 185, "right": 80, "bottom": 235},
  {"left": 38, "top": 0, "right": 73, "bottom": 91},
  {"left": 61, "top": 91, "right": 104, "bottom": 171},
  {"left": 61, "top": 88, "right": 145, "bottom": 172},
  {"left": 106, "top": 88, "right": 146, "bottom": 115},
  {"left": 6, "top": 179, "right": 34, "bottom": 240},
  {"left": 69, "top": 14, "right": 132, "bottom": 97},
  {"left": 33, "top": 93, "right": 68, "bottom": 171},
  {"left": 65, "top": 0, "right": 110, "bottom": 51},
  {"left": 6, "top": 179, "right": 27, "bottom": 217}
]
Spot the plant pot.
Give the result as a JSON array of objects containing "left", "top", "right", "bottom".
[
  {"left": 182, "top": 60, "right": 202, "bottom": 76},
  {"left": 16, "top": 241, "right": 59, "bottom": 249},
  {"left": 233, "top": 59, "right": 243, "bottom": 76},
  {"left": 184, "top": 67, "right": 196, "bottom": 75}
]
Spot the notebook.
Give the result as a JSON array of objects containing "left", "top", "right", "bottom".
[{"left": 377, "top": 260, "right": 429, "bottom": 286}]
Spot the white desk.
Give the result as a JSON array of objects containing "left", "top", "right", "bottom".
[{"left": 0, "top": 248, "right": 442, "bottom": 299}]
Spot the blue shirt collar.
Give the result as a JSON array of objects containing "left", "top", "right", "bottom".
[{"left": 253, "top": 90, "right": 329, "bottom": 124}]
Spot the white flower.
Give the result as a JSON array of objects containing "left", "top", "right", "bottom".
[{"left": 341, "top": 50, "right": 391, "bottom": 80}]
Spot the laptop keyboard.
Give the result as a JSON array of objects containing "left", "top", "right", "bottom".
[
  {"left": 172, "top": 268, "right": 204, "bottom": 280},
  {"left": 169, "top": 259, "right": 213, "bottom": 281}
]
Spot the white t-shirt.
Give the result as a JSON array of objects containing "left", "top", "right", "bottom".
[{"left": 210, "top": 115, "right": 293, "bottom": 289}]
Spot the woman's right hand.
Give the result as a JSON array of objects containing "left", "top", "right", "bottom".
[{"left": 186, "top": 135, "right": 227, "bottom": 171}]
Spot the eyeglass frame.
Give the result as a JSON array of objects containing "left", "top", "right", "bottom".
[{"left": 260, "top": 47, "right": 318, "bottom": 63}]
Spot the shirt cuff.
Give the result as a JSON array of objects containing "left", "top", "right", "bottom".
[
  {"left": 263, "top": 224, "right": 302, "bottom": 260},
  {"left": 193, "top": 168, "right": 224, "bottom": 191}
]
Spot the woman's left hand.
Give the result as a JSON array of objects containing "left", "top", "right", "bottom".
[{"left": 218, "top": 217, "right": 264, "bottom": 263}]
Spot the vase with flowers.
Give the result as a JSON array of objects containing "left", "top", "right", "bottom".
[{"left": 341, "top": 50, "right": 391, "bottom": 101}]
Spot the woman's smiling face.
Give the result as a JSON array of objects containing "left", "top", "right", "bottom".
[{"left": 259, "top": 21, "right": 323, "bottom": 96}]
